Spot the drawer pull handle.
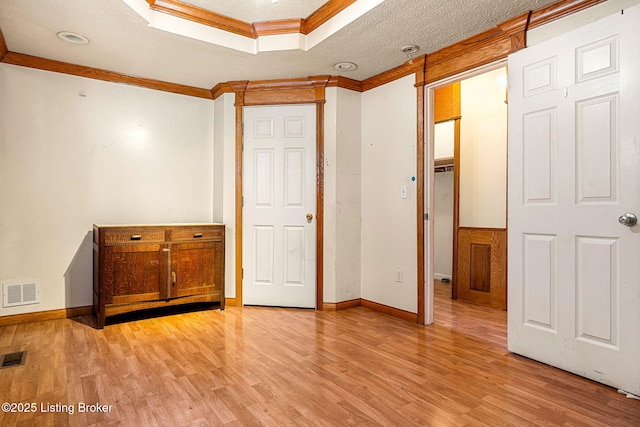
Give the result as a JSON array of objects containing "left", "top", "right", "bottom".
[
  {"left": 171, "top": 271, "right": 177, "bottom": 285},
  {"left": 130, "top": 235, "right": 142, "bottom": 241},
  {"left": 194, "top": 233, "right": 203, "bottom": 238}
]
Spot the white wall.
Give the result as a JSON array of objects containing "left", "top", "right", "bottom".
[
  {"left": 361, "top": 75, "right": 417, "bottom": 313},
  {"left": 323, "top": 89, "right": 338, "bottom": 303},
  {"left": 434, "top": 120, "right": 454, "bottom": 160},
  {"left": 434, "top": 171, "right": 454, "bottom": 280},
  {"left": 323, "top": 87, "right": 362, "bottom": 303},
  {"left": 433, "top": 121, "right": 454, "bottom": 280},
  {"left": 459, "top": 67, "right": 507, "bottom": 229},
  {"left": 0, "top": 64, "right": 215, "bottom": 315},
  {"left": 214, "top": 93, "right": 236, "bottom": 299}
]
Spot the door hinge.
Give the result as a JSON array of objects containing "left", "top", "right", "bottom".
[
  {"left": 242, "top": 268, "right": 244, "bottom": 279},
  {"left": 424, "top": 213, "right": 429, "bottom": 221}
]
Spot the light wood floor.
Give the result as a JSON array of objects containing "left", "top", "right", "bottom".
[{"left": 1, "top": 282, "right": 638, "bottom": 426}]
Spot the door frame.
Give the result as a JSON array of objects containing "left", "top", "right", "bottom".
[
  {"left": 230, "top": 78, "right": 330, "bottom": 309},
  {"left": 424, "top": 59, "right": 507, "bottom": 324}
]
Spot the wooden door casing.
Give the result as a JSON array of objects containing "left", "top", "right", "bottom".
[{"left": 243, "top": 104, "right": 317, "bottom": 308}]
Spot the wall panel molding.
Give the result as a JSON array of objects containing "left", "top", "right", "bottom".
[{"left": 457, "top": 227, "right": 507, "bottom": 310}]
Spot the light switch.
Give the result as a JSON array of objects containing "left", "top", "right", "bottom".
[{"left": 400, "top": 185, "right": 407, "bottom": 199}]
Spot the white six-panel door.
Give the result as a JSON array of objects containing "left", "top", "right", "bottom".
[
  {"left": 243, "top": 104, "right": 317, "bottom": 308},
  {"left": 508, "top": 6, "right": 640, "bottom": 394}
]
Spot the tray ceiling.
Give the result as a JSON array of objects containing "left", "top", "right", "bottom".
[{"left": 0, "top": 0, "right": 559, "bottom": 90}]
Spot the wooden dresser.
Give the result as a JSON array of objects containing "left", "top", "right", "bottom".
[{"left": 93, "top": 223, "right": 225, "bottom": 328}]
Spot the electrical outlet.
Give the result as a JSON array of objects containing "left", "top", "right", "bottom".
[{"left": 396, "top": 268, "right": 403, "bottom": 283}]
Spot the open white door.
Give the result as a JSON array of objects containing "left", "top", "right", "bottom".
[
  {"left": 508, "top": 6, "right": 640, "bottom": 394},
  {"left": 243, "top": 104, "right": 317, "bottom": 308}
]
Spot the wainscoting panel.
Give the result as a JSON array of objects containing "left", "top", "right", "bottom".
[{"left": 457, "top": 227, "right": 507, "bottom": 310}]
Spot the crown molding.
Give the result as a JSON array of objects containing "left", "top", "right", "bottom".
[
  {"left": 327, "top": 76, "right": 363, "bottom": 92},
  {"left": 0, "top": 0, "right": 604, "bottom": 100},
  {"left": 149, "top": 0, "right": 255, "bottom": 38},
  {"left": 1, "top": 52, "right": 213, "bottom": 99},
  {"left": 125, "top": 0, "right": 377, "bottom": 54},
  {"left": 149, "top": 0, "right": 358, "bottom": 39},
  {"left": 252, "top": 19, "right": 303, "bottom": 37},
  {"left": 528, "top": 0, "right": 607, "bottom": 29},
  {"left": 424, "top": 17, "right": 525, "bottom": 84},
  {"left": 362, "top": 57, "right": 425, "bottom": 92},
  {"left": 302, "top": 0, "right": 358, "bottom": 34}
]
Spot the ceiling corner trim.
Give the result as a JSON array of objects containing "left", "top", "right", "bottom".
[
  {"left": 528, "top": 0, "right": 607, "bottom": 29},
  {"left": 1, "top": 52, "right": 213, "bottom": 99},
  {"left": 120, "top": 0, "right": 385, "bottom": 54}
]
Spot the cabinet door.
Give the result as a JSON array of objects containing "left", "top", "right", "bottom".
[
  {"left": 104, "top": 244, "right": 167, "bottom": 304},
  {"left": 170, "top": 241, "right": 223, "bottom": 298}
]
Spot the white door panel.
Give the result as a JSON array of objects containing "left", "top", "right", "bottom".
[
  {"left": 508, "top": 6, "right": 640, "bottom": 394},
  {"left": 243, "top": 105, "right": 316, "bottom": 308}
]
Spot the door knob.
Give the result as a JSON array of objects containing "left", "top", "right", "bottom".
[
  {"left": 306, "top": 213, "right": 313, "bottom": 223},
  {"left": 618, "top": 213, "right": 637, "bottom": 227}
]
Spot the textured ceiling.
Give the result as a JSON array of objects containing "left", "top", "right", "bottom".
[{"left": 0, "top": 0, "right": 559, "bottom": 90}]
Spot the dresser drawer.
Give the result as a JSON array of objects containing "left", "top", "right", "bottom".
[
  {"left": 168, "top": 226, "right": 224, "bottom": 242},
  {"left": 103, "top": 227, "right": 165, "bottom": 245}
]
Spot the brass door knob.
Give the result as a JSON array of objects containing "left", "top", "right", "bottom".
[{"left": 306, "top": 213, "right": 314, "bottom": 223}]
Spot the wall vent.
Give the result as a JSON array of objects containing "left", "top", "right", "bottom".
[{"left": 3, "top": 281, "right": 40, "bottom": 307}]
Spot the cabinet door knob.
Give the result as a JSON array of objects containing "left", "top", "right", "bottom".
[{"left": 171, "top": 271, "right": 176, "bottom": 285}]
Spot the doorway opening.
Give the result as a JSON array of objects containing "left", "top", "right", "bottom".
[{"left": 427, "top": 61, "right": 508, "bottom": 330}]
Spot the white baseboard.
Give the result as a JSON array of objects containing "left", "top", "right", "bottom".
[{"left": 434, "top": 273, "right": 452, "bottom": 281}]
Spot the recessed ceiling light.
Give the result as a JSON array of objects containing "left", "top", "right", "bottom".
[
  {"left": 334, "top": 62, "right": 357, "bottom": 71},
  {"left": 57, "top": 31, "right": 89, "bottom": 45}
]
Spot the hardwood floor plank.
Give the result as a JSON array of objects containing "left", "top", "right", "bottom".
[{"left": 0, "top": 281, "right": 638, "bottom": 425}]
